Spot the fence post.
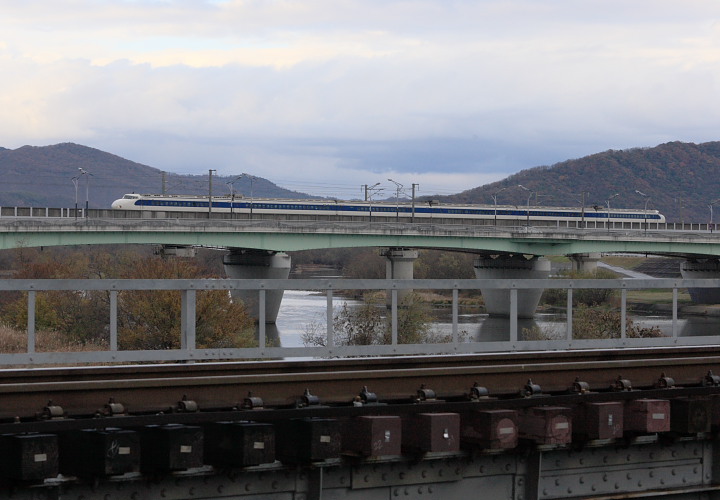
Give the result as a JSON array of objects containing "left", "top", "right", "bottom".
[
  {"left": 452, "top": 288, "right": 459, "bottom": 344},
  {"left": 326, "top": 287, "right": 334, "bottom": 347},
  {"left": 566, "top": 287, "right": 573, "bottom": 340},
  {"left": 620, "top": 288, "right": 627, "bottom": 338},
  {"left": 27, "top": 290, "right": 36, "bottom": 354},
  {"left": 672, "top": 287, "right": 678, "bottom": 338},
  {"left": 510, "top": 287, "right": 518, "bottom": 342},
  {"left": 181, "top": 289, "right": 196, "bottom": 351},
  {"left": 258, "top": 289, "right": 266, "bottom": 349},
  {"left": 391, "top": 288, "right": 398, "bottom": 345},
  {"left": 110, "top": 290, "right": 118, "bottom": 351}
]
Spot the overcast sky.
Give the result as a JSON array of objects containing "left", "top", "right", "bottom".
[{"left": 1, "top": 1, "right": 719, "bottom": 199}]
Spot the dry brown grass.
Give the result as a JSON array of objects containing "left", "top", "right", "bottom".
[
  {"left": 600, "top": 256, "right": 648, "bottom": 270},
  {"left": 0, "top": 325, "right": 108, "bottom": 354}
]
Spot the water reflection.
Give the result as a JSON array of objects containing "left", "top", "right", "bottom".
[
  {"left": 271, "top": 267, "right": 720, "bottom": 346},
  {"left": 274, "top": 290, "right": 363, "bottom": 347},
  {"left": 272, "top": 290, "right": 720, "bottom": 348}
]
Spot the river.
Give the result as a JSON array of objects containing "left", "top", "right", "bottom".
[{"left": 270, "top": 268, "right": 720, "bottom": 348}]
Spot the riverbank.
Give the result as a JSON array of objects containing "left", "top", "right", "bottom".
[{"left": 631, "top": 302, "right": 720, "bottom": 317}]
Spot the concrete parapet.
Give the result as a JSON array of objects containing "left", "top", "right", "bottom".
[
  {"left": 473, "top": 255, "right": 550, "bottom": 318},
  {"left": 223, "top": 249, "right": 291, "bottom": 323},
  {"left": 680, "top": 259, "right": 720, "bottom": 304}
]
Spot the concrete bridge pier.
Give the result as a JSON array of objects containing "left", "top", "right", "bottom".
[
  {"left": 473, "top": 255, "right": 551, "bottom": 318},
  {"left": 680, "top": 259, "right": 720, "bottom": 304},
  {"left": 569, "top": 252, "right": 601, "bottom": 273},
  {"left": 382, "top": 247, "right": 419, "bottom": 306},
  {"left": 223, "top": 249, "right": 291, "bottom": 323}
]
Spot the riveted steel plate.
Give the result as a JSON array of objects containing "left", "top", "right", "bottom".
[
  {"left": 544, "top": 440, "right": 704, "bottom": 471},
  {"left": 463, "top": 454, "right": 519, "bottom": 478},
  {"left": 388, "top": 475, "right": 516, "bottom": 500},
  {"left": 352, "top": 459, "right": 464, "bottom": 489},
  {"left": 539, "top": 463, "right": 703, "bottom": 498}
]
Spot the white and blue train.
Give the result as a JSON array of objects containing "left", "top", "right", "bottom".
[{"left": 111, "top": 193, "right": 665, "bottom": 226}]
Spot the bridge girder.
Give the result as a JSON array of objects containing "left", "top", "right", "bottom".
[{"left": 1, "top": 221, "right": 720, "bottom": 259}]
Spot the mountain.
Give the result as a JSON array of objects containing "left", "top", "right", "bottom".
[
  {"left": 0, "top": 143, "right": 313, "bottom": 209},
  {"left": 436, "top": 141, "right": 720, "bottom": 223},
  {"left": 1, "top": 141, "right": 719, "bottom": 222}
]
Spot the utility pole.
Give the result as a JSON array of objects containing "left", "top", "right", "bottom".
[
  {"left": 362, "top": 183, "right": 381, "bottom": 221},
  {"left": 411, "top": 183, "right": 419, "bottom": 222},
  {"left": 161, "top": 171, "right": 167, "bottom": 195},
  {"left": 571, "top": 191, "right": 589, "bottom": 228},
  {"left": 208, "top": 169, "right": 217, "bottom": 218}
]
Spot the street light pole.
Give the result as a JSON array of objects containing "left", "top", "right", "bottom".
[
  {"left": 226, "top": 175, "right": 243, "bottom": 219},
  {"left": 491, "top": 187, "right": 507, "bottom": 226},
  {"left": 710, "top": 199, "right": 720, "bottom": 232},
  {"left": 634, "top": 190, "right": 650, "bottom": 232},
  {"left": 606, "top": 193, "right": 619, "bottom": 232},
  {"left": 71, "top": 175, "right": 80, "bottom": 220},
  {"left": 77, "top": 168, "right": 91, "bottom": 218},
  {"left": 518, "top": 184, "right": 533, "bottom": 226}
]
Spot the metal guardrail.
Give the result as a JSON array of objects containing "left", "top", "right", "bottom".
[
  {"left": 0, "top": 205, "right": 718, "bottom": 232},
  {"left": 0, "top": 278, "right": 719, "bottom": 365},
  {"left": 1, "top": 217, "right": 720, "bottom": 244}
]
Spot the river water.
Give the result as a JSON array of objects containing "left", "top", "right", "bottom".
[{"left": 271, "top": 268, "right": 720, "bottom": 348}]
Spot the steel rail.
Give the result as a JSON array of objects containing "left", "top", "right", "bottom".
[{"left": 1, "top": 347, "right": 720, "bottom": 420}]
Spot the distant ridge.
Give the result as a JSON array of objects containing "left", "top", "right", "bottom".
[
  {"left": 0, "top": 143, "right": 313, "bottom": 208},
  {"left": 1, "top": 141, "right": 718, "bottom": 221},
  {"left": 438, "top": 141, "right": 720, "bottom": 222}
]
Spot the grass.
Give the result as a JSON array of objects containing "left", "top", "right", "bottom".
[
  {"left": 625, "top": 289, "right": 692, "bottom": 305},
  {"left": 0, "top": 325, "right": 108, "bottom": 355},
  {"left": 600, "top": 256, "right": 649, "bottom": 269}
]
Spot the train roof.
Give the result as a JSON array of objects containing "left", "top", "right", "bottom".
[{"left": 117, "top": 194, "right": 661, "bottom": 213}]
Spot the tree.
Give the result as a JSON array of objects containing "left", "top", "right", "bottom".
[
  {"left": 523, "top": 304, "right": 663, "bottom": 340},
  {"left": 302, "top": 293, "right": 447, "bottom": 347},
  {"left": 541, "top": 268, "right": 617, "bottom": 307},
  {"left": 0, "top": 247, "right": 255, "bottom": 350}
]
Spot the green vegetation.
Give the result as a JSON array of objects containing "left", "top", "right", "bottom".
[
  {"left": 0, "top": 247, "right": 255, "bottom": 351},
  {"left": 541, "top": 268, "right": 619, "bottom": 307},
  {"left": 600, "top": 256, "right": 647, "bottom": 270},
  {"left": 524, "top": 305, "right": 662, "bottom": 340},
  {"left": 438, "top": 140, "right": 720, "bottom": 223},
  {"left": 530, "top": 266, "right": 664, "bottom": 340},
  {"left": 302, "top": 293, "right": 455, "bottom": 347}
]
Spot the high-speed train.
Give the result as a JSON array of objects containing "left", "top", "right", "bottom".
[{"left": 111, "top": 193, "right": 665, "bottom": 225}]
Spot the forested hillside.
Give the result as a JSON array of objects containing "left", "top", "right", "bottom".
[
  {"left": 1, "top": 141, "right": 719, "bottom": 221},
  {"left": 438, "top": 141, "right": 720, "bottom": 222},
  {"left": 0, "top": 143, "right": 312, "bottom": 208}
]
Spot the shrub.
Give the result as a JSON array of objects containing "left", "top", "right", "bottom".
[
  {"left": 303, "top": 293, "right": 443, "bottom": 347},
  {"left": 541, "top": 268, "right": 618, "bottom": 307}
]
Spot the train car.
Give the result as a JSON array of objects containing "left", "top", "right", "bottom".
[{"left": 111, "top": 193, "right": 666, "bottom": 226}]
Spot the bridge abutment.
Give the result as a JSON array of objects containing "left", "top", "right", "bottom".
[
  {"left": 680, "top": 259, "right": 720, "bottom": 304},
  {"left": 382, "top": 248, "right": 419, "bottom": 305},
  {"left": 223, "top": 249, "right": 291, "bottom": 323},
  {"left": 473, "top": 255, "right": 550, "bottom": 318}
]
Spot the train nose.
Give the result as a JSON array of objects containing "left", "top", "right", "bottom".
[{"left": 111, "top": 200, "right": 123, "bottom": 209}]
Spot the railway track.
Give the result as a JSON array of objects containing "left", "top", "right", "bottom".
[
  {"left": 2, "top": 346, "right": 720, "bottom": 498},
  {"left": 2, "top": 346, "right": 720, "bottom": 426}
]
